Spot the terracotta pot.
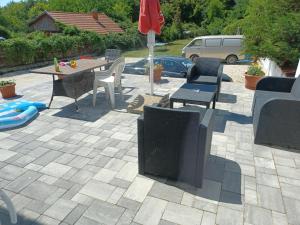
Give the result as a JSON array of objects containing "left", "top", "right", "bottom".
[
  {"left": 154, "top": 68, "right": 163, "bottom": 82},
  {"left": 0, "top": 84, "right": 16, "bottom": 98},
  {"left": 244, "top": 73, "right": 263, "bottom": 90}
]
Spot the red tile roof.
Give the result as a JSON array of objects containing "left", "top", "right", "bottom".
[{"left": 30, "top": 11, "right": 124, "bottom": 35}]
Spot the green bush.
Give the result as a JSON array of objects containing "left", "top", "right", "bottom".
[{"left": 0, "top": 25, "right": 11, "bottom": 39}]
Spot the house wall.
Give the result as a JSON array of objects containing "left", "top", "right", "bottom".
[
  {"left": 30, "top": 15, "right": 58, "bottom": 32},
  {"left": 259, "top": 58, "right": 284, "bottom": 77}
]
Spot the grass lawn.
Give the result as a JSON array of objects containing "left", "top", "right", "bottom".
[{"left": 122, "top": 38, "right": 192, "bottom": 58}]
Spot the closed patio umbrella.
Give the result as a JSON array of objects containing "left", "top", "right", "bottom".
[{"left": 139, "top": 0, "right": 164, "bottom": 95}]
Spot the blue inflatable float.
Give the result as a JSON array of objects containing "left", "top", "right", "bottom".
[{"left": 0, "top": 100, "right": 46, "bottom": 130}]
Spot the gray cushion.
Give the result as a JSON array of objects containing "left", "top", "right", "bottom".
[
  {"left": 194, "top": 57, "right": 221, "bottom": 76},
  {"left": 190, "top": 75, "right": 218, "bottom": 84},
  {"left": 291, "top": 76, "right": 300, "bottom": 98}
]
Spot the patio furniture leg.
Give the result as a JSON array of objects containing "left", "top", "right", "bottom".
[
  {"left": 118, "top": 85, "right": 124, "bottom": 101},
  {"left": 93, "top": 82, "right": 97, "bottom": 107},
  {"left": 0, "top": 190, "right": 17, "bottom": 224},
  {"left": 74, "top": 98, "right": 79, "bottom": 111},
  {"left": 170, "top": 100, "right": 174, "bottom": 108},
  {"left": 108, "top": 82, "right": 115, "bottom": 108},
  {"left": 213, "top": 94, "right": 216, "bottom": 109},
  {"left": 48, "top": 74, "right": 55, "bottom": 109}
]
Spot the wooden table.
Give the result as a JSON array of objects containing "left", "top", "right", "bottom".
[{"left": 31, "top": 59, "right": 110, "bottom": 110}]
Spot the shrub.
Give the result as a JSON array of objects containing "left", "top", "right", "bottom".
[{"left": 0, "top": 25, "right": 11, "bottom": 39}]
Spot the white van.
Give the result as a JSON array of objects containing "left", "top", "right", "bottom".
[{"left": 182, "top": 35, "right": 245, "bottom": 64}]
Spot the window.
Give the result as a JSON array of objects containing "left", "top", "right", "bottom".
[
  {"left": 223, "top": 38, "right": 242, "bottom": 47},
  {"left": 205, "top": 39, "right": 221, "bottom": 47},
  {"left": 189, "top": 39, "right": 202, "bottom": 47}
]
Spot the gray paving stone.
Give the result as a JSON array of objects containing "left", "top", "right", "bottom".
[
  {"left": 216, "top": 206, "right": 243, "bottom": 225},
  {"left": 124, "top": 176, "right": 154, "bottom": 202},
  {"left": 21, "top": 181, "right": 58, "bottom": 201},
  {"left": 0, "top": 149, "right": 17, "bottom": 161},
  {"left": 33, "top": 150, "right": 63, "bottom": 166},
  {"left": 105, "top": 158, "right": 126, "bottom": 172},
  {"left": 281, "top": 182, "right": 300, "bottom": 201},
  {"left": 79, "top": 179, "right": 115, "bottom": 201},
  {"left": 115, "top": 162, "right": 138, "bottom": 182},
  {"left": 44, "top": 198, "right": 77, "bottom": 221},
  {"left": 257, "top": 185, "right": 285, "bottom": 213},
  {"left": 25, "top": 199, "right": 51, "bottom": 214},
  {"left": 69, "top": 169, "right": 94, "bottom": 185},
  {"left": 201, "top": 211, "right": 216, "bottom": 225},
  {"left": 272, "top": 211, "right": 288, "bottom": 225},
  {"left": 0, "top": 164, "right": 26, "bottom": 180},
  {"left": 117, "top": 197, "right": 141, "bottom": 213},
  {"left": 162, "top": 202, "right": 203, "bottom": 225},
  {"left": 83, "top": 200, "right": 125, "bottom": 225},
  {"left": 244, "top": 204, "right": 272, "bottom": 225},
  {"left": 256, "top": 172, "right": 280, "bottom": 188},
  {"left": 5, "top": 170, "right": 41, "bottom": 192},
  {"left": 40, "top": 162, "right": 72, "bottom": 178},
  {"left": 222, "top": 171, "right": 242, "bottom": 194},
  {"left": 134, "top": 196, "right": 167, "bottom": 225},
  {"left": 149, "top": 182, "right": 183, "bottom": 203}
]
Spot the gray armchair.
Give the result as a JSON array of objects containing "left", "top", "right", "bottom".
[
  {"left": 252, "top": 76, "right": 300, "bottom": 149},
  {"left": 187, "top": 57, "right": 223, "bottom": 100},
  {"left": 138, "top": 105, "right": 215, "bottom": 188}
]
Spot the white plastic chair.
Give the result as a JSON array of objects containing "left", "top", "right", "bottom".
[{"left": 93, "top": 57, "right": 125, "bottom": 108}]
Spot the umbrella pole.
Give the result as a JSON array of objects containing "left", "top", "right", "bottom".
[{"left": 147, "top": 31, "right": 155, "bottom": 95}]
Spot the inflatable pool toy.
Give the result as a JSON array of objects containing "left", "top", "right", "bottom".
[{"left": 0, "top": 100, "right": 46, "bottom": 130}]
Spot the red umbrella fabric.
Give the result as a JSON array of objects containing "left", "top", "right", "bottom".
[{"left": 138, "top": 0, "right": 164, "bottom": 35}]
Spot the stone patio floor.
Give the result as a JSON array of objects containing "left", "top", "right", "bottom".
[{"left": 0, "top": 71, "right": 300, "bottom": 225}]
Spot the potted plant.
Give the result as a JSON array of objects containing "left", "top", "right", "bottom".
[
  {"left": 244, "top": 63, "right": 265, "bottom": 90},
  {"left": 153, "top": 64, "right": 164, "bottom": 82},
  {"left": 0, "top": 80, "right": 16, "bottom": 98}
]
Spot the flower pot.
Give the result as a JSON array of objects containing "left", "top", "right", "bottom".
[
  {"left": 244, "top": 73, "right": 263, "bottom": 90},
  {"left": 0, "top": 84, "right": 16, "bottom": 98},
  {"left": 154, "top": 68, "right": 163, "bottom": 82}
]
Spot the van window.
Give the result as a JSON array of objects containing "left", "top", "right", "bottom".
[
  {"left": 189, "top": 39, "right": 202, "bottom": 47},
  {"left": 205, "top": 38, "right": 222, "bottom": 47},
  {"left": 223, "top": 38, "right": 242, "bottom": 47}
]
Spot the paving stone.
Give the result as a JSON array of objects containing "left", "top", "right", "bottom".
[
  {"left": 162, "top": 202, "right": 203, "bottom": 225},
  {"left": 74, "top": 216, "right": 99, "bottom": 225},
  {"left": 71, "top": 193, "right": 94, "bottom": 206},
  {"left": 68, "top": 156, "right": 90, "bottom": 169},
  {"left": 111, "top": 132, "right": 133, "bottom": 141},
  {"left": 25, "top": 199, "right": 51, "bottom": 214},
  {"left": 115, "top": 162, "right": 138, "bottom": 182},
  {"left": 79, "top": 179, "right": 115, "bottom": 201},
  {"left": 117, "top": 197, "right": 141, "bottom": 212},
  {"left": 181, "top": 192, "right": 194, "bottom": 207},
  {"left": 83, "top": 200, "right": 125, "bottom": 225},
  {"left": 6, "top": 170, "right": 41, "bottom": 192},
  {"left": 254, "top": 157, "right": 275, "bottom": 169},
  {"left": 69, "top": 169, "right": 94, "bottom": 185},
  {"left": 0, "top": 164, "right": 26, "bottom": 180},
  {"left": 101, "top": 146, "right": 120, "bottom": 157},
  {"left": 256, "top": 172, "right": 280, "bottom": 188},
  {"left": 107, "top": 187, "right": 126, "bottom": 204},
  {"left": 272, "top": 211, "right": 288, "bottom": 225},
  {"left": 0, "top": 149, "right": 17, "bottom": 161},
  {"left": 110, "top": 178, "right": 131, "bottom": 189},
  {"left": 276, "top": 165, "right": 300, "bottom": 180},
  {"left": 93, "top": 168, "right": 117, "bottom": 183},
  {"left": 21, "top": 181, "right": 58, "bottom": 201},
  {"left": 36, "top": 215, "right": 60, "bottom": 225},
  {"left": 193, "top": 198, "right": 218, "bottom": 213},
  {"left": 222, "top": 171, "right": 242, "bottom": 194},
  {"left": 105, "top": 158, "right": 126, "bottom": 172},
  {"left": 44, "top": 198, "right": 77, "bottom": 221},
  {"left": 216, "top": 206, "right": 243, "bottom": 225},
  {"left": 11, "top": 194, "right": 32, "bottom": 211},
  {"left": 201, "top": 211, "right": 216, "bottom": 225},
  {"left": 280, "top": 182, "right": 300, "bottom": 201},
  {"left": 284, "top": 197, "right": 300, "bottom": 225},
  {"left": 63, "top": 204, "right": 88, "bottom": 225},
  {"left": 0, "top": 139, "right": 20, "bottom": 150},
  {"left": 257, "top": 185, "right": 285, "bottom": 213},
  {"left": 33, "top": 150, "right": 63, "bottom": 166},
  {"left": 40, "top": 162, "right": 72, "bottom": 178},
  {"left": 134, "top": 196, "right": 167, "bottom": 225},
  {"left": 244, "top": 204, "right": 272, "bottom": 225},
  {"left": 124, "top": 177, "right": 154, "bottom": 202},
  {"left": 158, "top": 220, "right": 177, "bottom": 225},
  {"left": 245, "top": 188, "right": 257, "bottom": 205},
  {"left": 195, "top": 179, "right": 221, "bottom": 203},
  {"left": 149, "top": 182, "right": 183, "bottom": 203}
]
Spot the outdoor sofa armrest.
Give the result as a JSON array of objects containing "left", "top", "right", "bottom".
[
  {"left": 186, "top": 64, "right": 198, "bottom": 83},
  {"left": 256, "top": 76, "right": 295, "bottom": 92},
  {"left": 137, "top": 115, "right": 145, "bottom": 174},
  {"left": 254, "top": 98, "right": 300, "bottom": 149},
  {"left": 194, "top": 109, "right": 215, "bottom": 187}
]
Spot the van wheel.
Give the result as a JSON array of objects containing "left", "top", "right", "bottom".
[
  {"left": 226, "top": 55, "right": 238, "bottom": 64},
  {"left": 190, "top": 55, "right": 199, "bottom": 62}
]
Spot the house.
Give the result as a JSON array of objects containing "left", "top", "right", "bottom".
[{"left": 29, "top": 11, "right": 124, "bottom": 35}]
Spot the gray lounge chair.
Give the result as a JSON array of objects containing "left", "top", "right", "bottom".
[
  {"left": 138, "top": 105, "right": 215, "bottom": 188},
  {"left": 252, "top": 76, "right": 300, "bottom": 149},
  {"left": 186, "top": 57, "right": 223, "bottom": 100}
]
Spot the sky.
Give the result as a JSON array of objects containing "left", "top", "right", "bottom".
[{"left": 0, "top": 0, "right": 21, "bottom": 7}]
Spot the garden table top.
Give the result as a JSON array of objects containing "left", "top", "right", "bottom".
[{"left": 30, "top": 59, "right": 109, "bottom": 76}]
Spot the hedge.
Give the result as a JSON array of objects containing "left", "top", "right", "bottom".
[{"left": 0, "top": 29, "right": 145, "bottom": 67}]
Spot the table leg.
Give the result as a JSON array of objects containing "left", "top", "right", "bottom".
[
  {"left": 48, "top": 75, "right": 55, "bottom": 109},
  {"left": 183, "top": 102, "right": 186, "bottom": 106},
  {"left": 213, "top": 94, "right": 216, "bottom": 109},
  {"left": 108, "top": 82, "right": 115, "bottom": 108},
  {"left": 74, "top": 99, "right": 79, "bottom": 111}
]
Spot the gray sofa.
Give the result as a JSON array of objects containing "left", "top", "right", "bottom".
[
  {"left": 252, "top": 76, "right": 300, "bottom": 149},
  {"left": 138, "top": 105, "right": 215, "bottom": 188},
  {"left": 187, "top": 57, "right": 223, "bottom": 100}
]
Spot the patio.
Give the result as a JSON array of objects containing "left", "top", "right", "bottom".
[{"left": 0, "top": 68, "right": 299, "bottom": 225}]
